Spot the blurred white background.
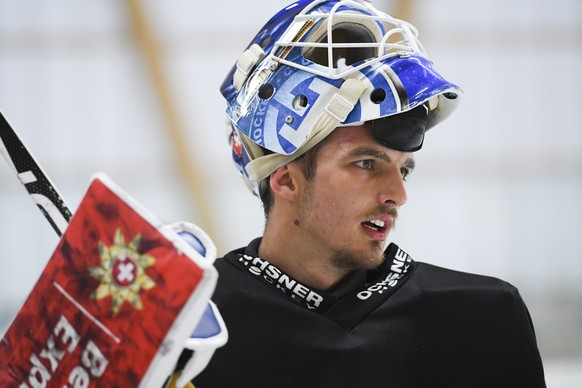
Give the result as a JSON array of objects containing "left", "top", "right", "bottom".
[{"left": 1, "top": 0, "right": 580, "bottom": 385}]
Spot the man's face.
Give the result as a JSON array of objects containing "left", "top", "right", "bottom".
[{"left": 295, "top": 124, "right": 415, "bottom": 271}]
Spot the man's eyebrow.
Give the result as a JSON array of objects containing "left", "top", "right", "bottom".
[
  {"left": 349, "top": 147, "right": 392, "bottom": 162},
  {"left": 349, "top": 147, "right": 416, "bottom": 170}
]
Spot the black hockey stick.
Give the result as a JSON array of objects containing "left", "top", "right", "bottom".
[{"left": 0, "top": 110, "right": 72, "bottom": 236}]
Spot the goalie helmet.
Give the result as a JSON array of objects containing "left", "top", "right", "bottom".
[{"left": 220, "top": 0, "right": 463, "bottom": 196}]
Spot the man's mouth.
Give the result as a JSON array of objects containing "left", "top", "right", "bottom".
[{"left": 362, "top": 219, "right": 387, "bottom": 232}]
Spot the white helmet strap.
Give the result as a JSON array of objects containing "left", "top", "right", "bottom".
[{"left": 233, "top": 44, "right": 265, "bottom": 91}]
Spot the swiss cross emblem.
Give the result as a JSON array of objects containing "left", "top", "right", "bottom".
[
  {"left": 88, "top": 228, "right": 156, "bottom": 316},
  {"left": 112, "top": 255, "right": 137, "bottom": 287},
  {"left": 232, "top": 131, "right": 243, "bottom": 157}
]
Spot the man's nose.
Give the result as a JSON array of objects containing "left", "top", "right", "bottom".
[{"left": 378, "top": 166, "right": 407, "bottom": 207}]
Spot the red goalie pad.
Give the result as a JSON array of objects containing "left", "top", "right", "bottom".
[{"left": 0, "top": 174, "right": 217, "bottom": 387}]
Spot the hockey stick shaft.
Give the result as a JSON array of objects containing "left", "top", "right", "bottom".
[{"left": 0, "top": 110, "right": 72, "bottom": 236}]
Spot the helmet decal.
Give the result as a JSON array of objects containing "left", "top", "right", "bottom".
[{"left": 231, "top": 64, "right": 343, "bottom": 155}]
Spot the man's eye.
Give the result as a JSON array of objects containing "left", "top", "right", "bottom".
[
  {"left": 355, "top": 160, "right": 374, "bottom": 169},
  {"left": 400, "top": 167, "right": 410, "bottom": 181}
]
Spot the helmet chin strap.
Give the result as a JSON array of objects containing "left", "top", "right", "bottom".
[{"left": 245, "top": 77, "right": 367, "bottom": 186}]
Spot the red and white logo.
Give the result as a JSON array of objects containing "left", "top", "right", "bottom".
[
  {"left": 112, "top": 255, "right": 137, "bottom": 287},
  {"left": 231, "top": 131, "right": 243, "bottom": 158},
  {"left": 89, "top": 228, "right": 156, "bottom": 315}
]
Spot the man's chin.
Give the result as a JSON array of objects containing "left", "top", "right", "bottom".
[{"left": 330, "top": 245, "right": 386, "bottom": 271}]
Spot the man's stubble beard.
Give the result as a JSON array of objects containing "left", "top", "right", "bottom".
[
  {"left": 329, "top": 244, "right": 387, "bottom": 272},
  {"left": 300, "top": 180, "right": 395, "bottom": 273}
]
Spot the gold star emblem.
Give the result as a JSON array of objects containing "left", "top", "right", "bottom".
[{"left": 89, "top": 228, "right": 156, "bottom": 316}]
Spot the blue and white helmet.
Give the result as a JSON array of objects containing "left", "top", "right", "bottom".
[{"left": 220, "top": 0, "right": 463, "bottom": 196}]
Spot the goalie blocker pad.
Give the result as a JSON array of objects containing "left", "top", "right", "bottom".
[{"left": 0, "top": 174, "right": 223, "bottom": 387}]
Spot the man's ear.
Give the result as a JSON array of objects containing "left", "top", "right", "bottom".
[{"left": 269, "top": 164, "right": 300, "bottom": 202}]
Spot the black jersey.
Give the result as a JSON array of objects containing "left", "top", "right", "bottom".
[{"left": 193, "top": 239, "right": 545, "bottom": 387}]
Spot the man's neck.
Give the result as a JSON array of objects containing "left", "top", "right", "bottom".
[{"left": 258, "top": 226, "right": 351, "bottom": 291}]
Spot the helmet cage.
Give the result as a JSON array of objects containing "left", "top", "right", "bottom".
[{"left": 271, "top": 0, "right": 427, "bottom": 80}]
